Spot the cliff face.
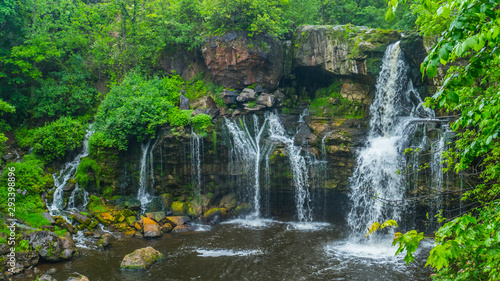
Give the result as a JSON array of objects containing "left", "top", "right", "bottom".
[{"left": 74, "top": 25, "right": 434, "bottom": 216}]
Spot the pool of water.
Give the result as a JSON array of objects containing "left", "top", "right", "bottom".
[{"left": 23, "top": 218, "right": 431, "bottom": 281}]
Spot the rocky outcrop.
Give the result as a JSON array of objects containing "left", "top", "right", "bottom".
[
  {"left": 28, "top": 231, "right": 77, "bottom": 262},
  {"left": 120, "top": 247, "right": 163, "bottom": 270},
  {"left": 202, "top": 32, "right": 283, "bottom": 90},
  {"left": 294, "top": 25, "right": 400, "bottom": 84}
]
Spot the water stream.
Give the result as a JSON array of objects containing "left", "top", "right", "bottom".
[
  {"left": 137, "top": 139, "right": 152, "bottom": 213},
  {"left": 49, "top": 129, "right": 93, "bottom": 216}
]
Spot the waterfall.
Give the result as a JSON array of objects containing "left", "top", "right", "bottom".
[
  {"left": 137, "top": 140, "right": 152, "bottom": 213},
  {"left": 347, "top": 42, "right": 435, "bottom": 235},
  {"left": 50, "top": 129, "right": 93, "bottom": 215},
  {"left": 225, "top": 114, "right": 273, "bottom": 218},
  {"left": 190, "top": 132, "right": 203, "bottom": 195},
  {"left": 67, "top": 184, "right": 89, "bottom": 211}
]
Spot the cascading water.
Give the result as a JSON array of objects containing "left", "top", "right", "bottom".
[
  {"left": 267, "top": 113, "right": 315, "bottom": 222},
  {"left": 137, "top": 140, "right": 152, "bottom": 213},
  {"left": 225, "top": 112, "right": 325, "bottom": 222},
  {"left": 225, "top": 114, "right": 274, "bottom": 218},
  {"left": 347, "top": 41, "right": 435, "bottom": 236},
  {"left": 190, "top": 132, "right": 203, "bottom": 196},
  {"left": 50, "top": 129, "right": 93, "bottom": 215}
]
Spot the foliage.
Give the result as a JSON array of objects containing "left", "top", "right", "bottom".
[
  {"left": 387, "top": 0, "right": 500, "bottom": 279},
  {"left": 0, "top": 156, "right": 53, "bottom": 228},
  {"left": 17, "top": 117, "right": 87, "bottom": 163},
  {"left": 75, "top": 157, "right": 101, "bottom": 190},
  {"left": 92, "top": 71, "right": 213, "bottom": 150}
]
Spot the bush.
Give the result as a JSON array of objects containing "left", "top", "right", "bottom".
[
  {"left": 92, "top": 71, "right": 213, "bottom": 150},
  {"left": 0, "top": 156, "right": 53, "bottom": 228},
  {"left": 17, "top": 117, "right": 87, "bottom": 163}
]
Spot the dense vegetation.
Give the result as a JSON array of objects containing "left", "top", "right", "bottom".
[
  {"left": 1, "top": 0, "right": 498, "bottom": 280},
  {"left": 382, "top": 0, "right": 500, "bottom": 280}
]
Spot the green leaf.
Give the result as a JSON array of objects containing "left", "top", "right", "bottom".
[{"left": 447, "top": 92, "right": 459, "bottom": 103}]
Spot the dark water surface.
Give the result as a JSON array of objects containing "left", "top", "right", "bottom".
[{"left": 24, "top": 219, "right": 431, "bottom": 281}]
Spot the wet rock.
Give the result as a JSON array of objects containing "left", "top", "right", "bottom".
[
  {"left": 134, "top": 231, "right": 144, "bottom": 239},
  {"left": 16, "top": 250, "right": 39, "bottom": 269},
  {"left": 171, "top": 201, "right": 189, "bottom": 216},
  {"left": 120, "top": 247, "right": 163, "bottom": 270},
  {"left": 188, "top": 200, "right": 202, "bottom": 218},
  {"left": 179, "top": 94, "right": 190, "bottom": 110},
  {"left": 256, "top": 93, "right": 276, "bottom": 107},
  {"left": 71, "top": 213, "right": 91, "bottom": 226},
  {"left": 39, "top": 274, "right": 57, "bottom": 281},
  {"left": 235, "top": 203, "right": 253, "bottom": 216},
  {"left": 218, "top": 193, "right": 237, "bottom": 210},
  {"left": 126, "top": 216, "right": 137, "bottom": 226},
  {"left": 95, "top": 213, "right": 114, "bottom": 226},
  {"left": 161, "top": 223, "right": 173, "bottom": 233},
  {"left": 172, "top": 224, "right": 193, "bottom": 233},
  {"left": 142, "top": 217, "right": 162, "bottom": 238},
  {"left": 202, "top": 208, "right": 227, "bottom": 224},
  {"left": 60, "top": 233, "right": 77, "bottom": 260},
  {"left": 124, "top": 230, "right": 135, "bottom": 238},
  {"left": 340, "top": 82, "right": 371, "bottom": 105},
  {"left": 200, "top": 193, "right": 215, "bottom": 209},
  {"left": 66, "top": 272, "right": 89, "bottom": 281},
  {"left": 53, "top": 216, "right": 78, "bottom": 234},
  {"left": 202, "top": 32, "right": 283, "bottom": 90},
  {"left": 159, "top": 194, "right": 173, "bottom": 210},
  {"left": 164, "top": 216, "right": 190, "bottom": 227},
  {"left": 28, "top": 231, "right": 76, "bottom": 262},
  {"left": 236, "top": 88, "right": 256, "bottom": 102},
  {"left": 97, "top": 233, "right": 113, "bottom": 249},
  {"left": 145, "top": 211, "right": 166, "bottom": 223}
]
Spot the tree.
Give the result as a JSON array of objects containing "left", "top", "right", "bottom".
[{"left": 384, "top": 0, "right": 500, "bottom": 280}]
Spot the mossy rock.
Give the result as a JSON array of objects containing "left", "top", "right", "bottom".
[
  {"left": 171, "top": 201, "right": 189, "bottom": 216},
  {"left": 202, "top": 208, "right": 227, "bottom": 224},
  {"left": 120, "top": 246, "right": 163, "bottom": 270},
  {"left": 126, "top": 216, "right": 137, "bottom": 226},
  {"left": 235, "top": 203, "right": 253, "bottom": 216}
]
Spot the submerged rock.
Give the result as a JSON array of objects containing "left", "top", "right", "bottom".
[
  {"left": 66, "top": 272, "right": 89, "bottom": 281},
  {"left": 39, "top": 274, "right": 57, "bottom": 281},
  {"left": 97, "top": 233, "right": 113, "bottom": 249},
  {"left": 120, "top": 247, "right": 163, "bottom": 270}
]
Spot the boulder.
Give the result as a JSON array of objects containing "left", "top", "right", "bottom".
[
  {"left": 244, "top": 104, "right": 266, "bottom": 111},
  {"left": 171, "top": 201, "right": 189, "bottom": 216},
  {"left": 161, "top": 223, "right": 173, "bottom": 233},
  {"left": 97, "top": 233, "right": 113, "bottom": 249},
  {"left": 218, "top": 193, "right": 237, "bottom": 210},
  {"left": 164, "top": 216, "right": 190, "bottom": 227},
  {"left": 172, "top": 225, "right": 193, "bottom": 233},
  {"left": 145, "top": 211, "right": 166, "bottom": 223},
  {"left": 60, "top": 233, "right": 77, "bottom": 259},
  {"left": 71, "top": 213, "right": 91, "bottom": 226},
  {"left": 28, "top": 231, "right": 76, "bottom": 262},
  {"left": 95, "top": 213, "right": 114, "bottom": 226},
  {"left": 235, "top": 203, "right": 253, "bottom": 216},
  {"left": 188, "top": 200, "right": 203, "bottom": 218},
  {"left": 159, "top": 194, "right": 174, "bottom": 210},
  {"left": 340, "top": 82, "right": 371, "bottom": 105},
  {"left": 124, "top": 230, "right": 135, "bottom": 238},
  {"left": 202, "top": 32, "right": 283, "bottom": 90},
  {"left": 126, "top": 216, "right": 137, "bottom": 226},
  {"left": 236, "top": 88, "right": 256, "bottom": 102},
  {"left": 66, "top": 272, "right": 89, "bottom": 281},
  {"left": 202, "top": 208, "right": 227, "bottom": 224},
  {"left": 120, "top": 247, "right": 163, "bottom": 270},
  {"left": 256, "top": 93, "right": 276, "bottom": 107},
  {"left": 142, "top": 217, "right": 162, "bottom": 238},
  {"left": 220, "top": 90, "right": 239, "bottom": 105}
]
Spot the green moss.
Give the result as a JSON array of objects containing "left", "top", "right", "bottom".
[
  {"left": 75, "top": 157, "right": 101, "bottom": 189},
  {"left": 87, "top": 195, "right": 108, "bottom": 213}
]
